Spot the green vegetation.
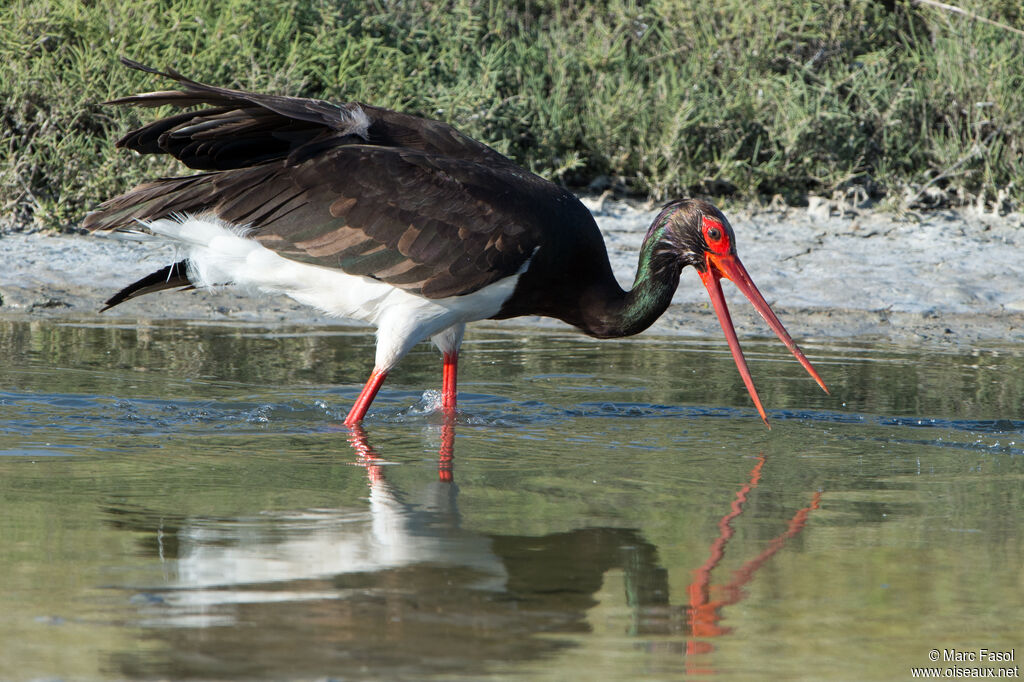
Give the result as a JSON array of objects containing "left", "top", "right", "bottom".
[{"left": 2, "top": 0, "right": 1023, "bottom": 230}]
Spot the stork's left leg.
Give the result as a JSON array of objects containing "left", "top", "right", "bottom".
[
  {"left": 442, "top": 351, "right": 458, "bottom": 414},
  {"left": 432, "top": 324, "right": 465, "bottom": 417}
]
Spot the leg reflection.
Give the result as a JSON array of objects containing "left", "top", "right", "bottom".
[
  {"left": 346, "top": 423, "right": 385, "bottom": 484},
  {"left": 345, "top": 421, "right": 456, "bottom": 484}
]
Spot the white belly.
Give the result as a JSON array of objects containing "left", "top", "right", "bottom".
[{"left": 141, "top": 214, "right": 521, "bottom": 369}]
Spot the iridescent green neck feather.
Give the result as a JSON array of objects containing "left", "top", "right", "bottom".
[{"left": 586, "top": 226, "right": 683, "bottom": 338}]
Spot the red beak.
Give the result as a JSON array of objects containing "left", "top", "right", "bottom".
[{"left": 698, "top": 252, "right": 829, "bottom": 428}]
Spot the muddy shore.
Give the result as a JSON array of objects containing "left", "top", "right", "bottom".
[{"left": 2, "top": 199, "right": 1023, "bottom": 347}]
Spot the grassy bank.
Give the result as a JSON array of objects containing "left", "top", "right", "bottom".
[{"left": 2, "top": 0, "right": 1022, "bottom": 230}]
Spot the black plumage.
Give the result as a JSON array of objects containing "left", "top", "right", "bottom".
[
  {"left": 86, "top": 58, "right": 827, "bottom": 426},
  {"left": 85, "top": 58, "right": 592, "bottom": 302}
]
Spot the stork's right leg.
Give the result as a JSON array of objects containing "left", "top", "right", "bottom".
[{"left": 344, "top": 368, "right": 389, "bottom": 426}]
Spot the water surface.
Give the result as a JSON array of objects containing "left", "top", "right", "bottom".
[{"left": 1, "top": 319, "right": 1021, "bottom": 680}]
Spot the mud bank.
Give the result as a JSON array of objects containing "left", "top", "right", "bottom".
[{"left": 2, "top": 200, "right": 1023, "bottom": 347}]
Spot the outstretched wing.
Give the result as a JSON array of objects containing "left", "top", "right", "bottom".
[
  {"left": 102, "top": 58, "right": 515, "bottom": 170},
  {"left": 85, "top": 59, "right": 575, "bottom": 299}
]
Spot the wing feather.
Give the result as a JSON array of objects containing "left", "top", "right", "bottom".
[{"left": 86, "top": 59, "right": 590, "bottom": 299}]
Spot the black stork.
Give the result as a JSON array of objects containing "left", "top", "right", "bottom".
[{"left": 84, "top": 59, "right": 828, "bottom": 427}]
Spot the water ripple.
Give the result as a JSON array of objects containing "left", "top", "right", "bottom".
[{"left": 2, "top": 386, "right": 1020, "bottom": 459}]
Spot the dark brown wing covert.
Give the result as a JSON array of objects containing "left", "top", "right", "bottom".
[{"left": 84, "top": 59, "right": 572, "bottom": 299}]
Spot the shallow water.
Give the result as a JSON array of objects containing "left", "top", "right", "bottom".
[{"left": 1, "top": 318, "right": 1021, "bottom": 681}]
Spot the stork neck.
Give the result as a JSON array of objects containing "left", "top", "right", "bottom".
[{"left": 586, "top": 237, "right": 681, "bottom": 338}]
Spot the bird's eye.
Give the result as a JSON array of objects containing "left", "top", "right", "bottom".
[{"left": 700, "top": 215, "right": 730, "bottom": 253}]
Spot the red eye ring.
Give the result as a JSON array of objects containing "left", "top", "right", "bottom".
[{"left": 701, "top": 215, "right": 731, "bottom": 254}]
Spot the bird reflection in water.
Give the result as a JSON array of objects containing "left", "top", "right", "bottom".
[
  {"left": 634, "top": 453, "right": 821, "bottom": 673},
  {"left": 347, "top": 424, "right": 821, "bottom": 671},
  {"left": 108, "top": 425, "right": 820, "bottom": 678},
  {"left": 346, "top": 421, "right": 454, "bottom": 484},
  {"left": 687, "top": 458, "right": 821, "bottom": 648}
]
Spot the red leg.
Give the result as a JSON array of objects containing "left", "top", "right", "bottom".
[
  {"left": 438, "top": 420, "right": 454, "bottom": 483},
  {"left": 441, "top": 351, "right": 458, "bottom": 415},
  {"left": 344, "top": 368, "right": 388, "bottom": 426}
]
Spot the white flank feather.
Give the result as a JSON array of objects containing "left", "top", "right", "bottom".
[{"left": 139, "top": 214, "right": 525, "bottom": 371}]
